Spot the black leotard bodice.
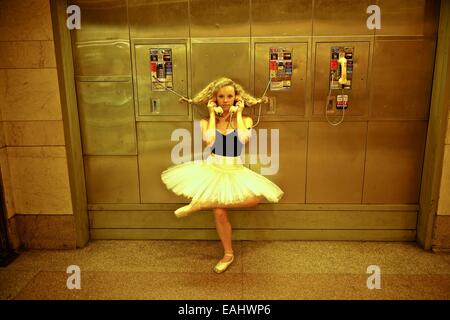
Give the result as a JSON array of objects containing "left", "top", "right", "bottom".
[{"left": 211, "top": 129, "right": 243, "bottom": 157}]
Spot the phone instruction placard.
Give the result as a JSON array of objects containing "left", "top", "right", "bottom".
[
  {"left": 269, "top": 47, "right": 292, "bottom": 91},
  {"left": 150, "top": 48, "right": 173, "bottom": 91}
]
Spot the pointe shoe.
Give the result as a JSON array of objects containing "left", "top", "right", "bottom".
[
  {"left": 175, "top": 202, "right": 206, "bottom": 218},
  {"left": 213, "top": 252, "right": 234, "bottom": 274},
  {"left": 174, "top": 204, "right": 193, "bottom": 218}
]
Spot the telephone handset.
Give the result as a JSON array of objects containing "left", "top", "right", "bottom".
[
  {"left": 211, "top": 97, "right": 242, "bottom": 117},
  {"left": 330, "top": 46, "right": 353, "bottom": 90},
  {"left": 337, "top": 53, "right": 347, "bottom": 85},
  {"left": 229, "top": 98, "right": 240, "bottom": 114}
]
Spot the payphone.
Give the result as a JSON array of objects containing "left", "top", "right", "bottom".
[
  {"left": 150, "top": 48, "right": 173, "bottom": 92},
  {"left": 269, "top": 47, "right": 293, "bottom": 91},
  {"left": 325, "top": 46, "right": 354, "bottom": 125}
]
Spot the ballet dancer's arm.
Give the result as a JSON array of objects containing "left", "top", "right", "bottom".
[
  {"left": 235, "top": 97, "right": 253, "bottom": 144},
  {"left": 200, "top": 99, "right": 217, "bottom": 146}
]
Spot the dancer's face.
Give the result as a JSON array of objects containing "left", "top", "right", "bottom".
[{"left": 216, "top": 85, "right": 236, "bottom": 112}]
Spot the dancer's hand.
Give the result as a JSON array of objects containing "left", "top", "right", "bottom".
[
  {"left": 208, "top": 99, "right": 223, "bottom": 116},
  {"left": 235, "top": 96, "right": 245, "bottom": 113},
  {"left": 207, "top": 98, "right": 217, "bottom": 113}
]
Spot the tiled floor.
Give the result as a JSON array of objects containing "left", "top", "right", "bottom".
[{"left": 1, "top": 240, "right": 449, "bottom": 300}]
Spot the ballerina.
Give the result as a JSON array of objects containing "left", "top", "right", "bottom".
[{"left": 161, "top": 77, "right": 284, "bottom": 273}]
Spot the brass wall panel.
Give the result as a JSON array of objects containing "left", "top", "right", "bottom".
[
  {"left": 306, "top": 122, "right": 367, "bottom": 203},
  {"left": 371, "top": 40, "right": 436, "bottom": 119},
  {"left": 70, "top": 0, "right": 131, "bottom": 76},
  {"left": 191, "top": 41, "right": 250, "bottom": 119},
  {"left": 190, "top": 0, "right": 250, "bottom": 37},
  {"left": 134, "top": 43, "right": 189, "bottom": 118},
  {"left": 69, "top": 0, "right": 129, "bottom": 42},
  {"left": 313, "top": 0, "right": 375, "bottom": 36},
  {"left": 251, "top": 0, "right": 312, "bottom": 36},
  {"left": 73, "top": 40, "right": 131, "bottom": 76},
  {"left": 363, "top": 121, "right": 428, "bottom": 204},
  {"left": 76, "top": 81, "right": 136, "bottom": 155},
  {"left": 90, "top": 210, "right": 416, "bottom": 229},
  {"left": 313, "top": 41, "right": 370, "bottom": 117},
  {"left": 377, "top": 0, "right": 439, "bottom": 36},
  {"left": 91, "top": 228, "right": 416, "bottom": 241},
  {"left": 249, "top": 122, "right": 308, "bottom": 203},
  {"left": 128, "top": 0, "right": 189, "bottom": 38},
  {"left": 138, "top": 122, "right": 192, "bottom": 203},
  {"left": 84, "top": 156, "right": 140, "bottom": 203},
  {"left": 254, "top": 42, "right": 308, "bottom": 117}
]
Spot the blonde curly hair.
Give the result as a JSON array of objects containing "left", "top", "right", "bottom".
[{"left": 191, "top": 78, "right": 259, "bottom": 107}]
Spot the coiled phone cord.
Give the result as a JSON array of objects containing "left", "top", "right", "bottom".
[{"left": 325, "top": 74, "right": 346, "bottom": 126}]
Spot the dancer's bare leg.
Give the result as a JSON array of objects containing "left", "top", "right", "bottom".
[
  {"left": 175, "top": 196, "right": 263, "bottom": 217},
  {"left": 209, "top": 198, "right": 262, "bottom": 272},
  {"left": 213, "top": 208, "right": 233, "bottom": 262},
  {"left": 222, "top": 196, "right": 264, "bottom": 208}
]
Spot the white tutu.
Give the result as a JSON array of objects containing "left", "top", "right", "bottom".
[{"left": 161, "top": 153, "right": 284, "bottom": 205}]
